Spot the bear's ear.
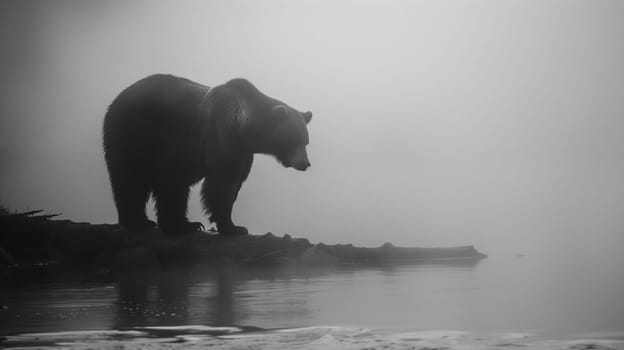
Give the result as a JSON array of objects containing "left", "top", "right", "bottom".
[
  {"left": 272, "top": 105, "right": 289, "bottom": 121},
  {"left": 303, "top": 111, "right": 312, "bottom": 124}
]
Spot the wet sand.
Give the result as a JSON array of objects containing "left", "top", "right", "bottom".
[{"left": 3, "top": 327, "right": 624, "bottom": 350}]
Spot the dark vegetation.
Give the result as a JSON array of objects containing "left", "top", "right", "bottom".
[{"left": 0, "top": 206, "right": 487, "bottom": 281}]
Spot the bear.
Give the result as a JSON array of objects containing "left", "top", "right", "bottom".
[{"left": 103, "top": 74, "right": 312, "bottom": 235}]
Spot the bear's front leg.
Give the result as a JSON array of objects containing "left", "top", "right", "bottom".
[
  {"left": 219, "top": 221, "right": 249, "bottom": 236},
  {"left": 201, "top": 174, "right": 248, "bottom": 236}
]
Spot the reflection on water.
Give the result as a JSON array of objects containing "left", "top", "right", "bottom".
[
  {"left": 1, "top": 251, "right": 624, "bottom": 336},
  {"left": 0, "top": 260, "right": 481, "bottom": 335}
]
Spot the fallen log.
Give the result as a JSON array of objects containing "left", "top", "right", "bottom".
[{"left": 0, "top": 210, "right": 487, "bottom": 274}]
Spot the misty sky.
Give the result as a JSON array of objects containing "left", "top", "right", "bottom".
[{"left": 1, "top": 0, "right": 623, "bottom": 256}]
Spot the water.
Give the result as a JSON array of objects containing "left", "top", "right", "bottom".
[{"left": 1, "top": 251, "right": 624, "bottom": 348}]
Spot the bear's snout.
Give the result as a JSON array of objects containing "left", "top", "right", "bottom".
[
  {"left": 285, "top": 145, "right": 310, "bottom": 171},
  {"left": 291, "top": 160, "right": 310, "bottom": 171},
  {"left": 284, "top": 158, "right": 310, "bottom": 171}
]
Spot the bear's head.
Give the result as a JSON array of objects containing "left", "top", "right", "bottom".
[
  {"left": 268, "top": 105, "right": 312, "bottom": 171},
  {"left": 224, "top": 78, "right": 312, "bottom": 171}
]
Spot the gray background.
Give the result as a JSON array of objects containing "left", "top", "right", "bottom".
[{"left": 1, "top": 0, "right": 623, "bottom": 262}]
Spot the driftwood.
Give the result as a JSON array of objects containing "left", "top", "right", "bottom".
[{"left": 0, "top": 210, "right": 487, "bottom": 275}]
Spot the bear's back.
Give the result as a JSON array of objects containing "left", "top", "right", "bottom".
[
  {"left": 109, "top": 74, "right": 209, "bottom": 119},
  {"left": 103, "top": 75, "right": 212, "bottom": 172}
]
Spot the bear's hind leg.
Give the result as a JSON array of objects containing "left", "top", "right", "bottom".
[
  {"left": 153, "top": 183, "right": 204, "bottom": 235},
  {"left": 110, "top": 173, "right": 155, "bottom": 232}
]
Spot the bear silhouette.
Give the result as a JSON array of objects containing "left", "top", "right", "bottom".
[{"left": 103, "top": 74, "right": 312, "bottom": 235}]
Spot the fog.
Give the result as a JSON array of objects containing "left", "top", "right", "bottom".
[{"left": 1, "top": 0, "right": 624, "bottom": 261}]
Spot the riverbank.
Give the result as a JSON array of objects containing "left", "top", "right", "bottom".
[{"left": 0, "top": 209, "right": 486, "bottom": 279}]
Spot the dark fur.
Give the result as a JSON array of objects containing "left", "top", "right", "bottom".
[{"left": 103, "top": 74, "right": 311, "bottom": 235}]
